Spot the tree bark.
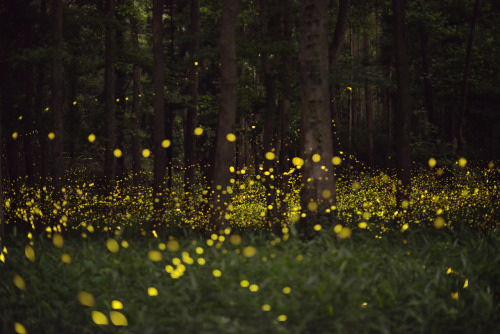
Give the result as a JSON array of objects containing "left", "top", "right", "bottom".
[
  {"left": 152, "top": 0, "right": 166, "bottom": 233},
  {"left": 103, "top": 0, "right": 116, "bottom": 189},
  {"left": 130, "top": 15, "right": 142, "bottom": 187},
  {"left": 458, "top": 0, "right": 480, "bottom": 150},
  {"left": 184, "top": 0, "right": 200, "bottom": 201},
  {"left": 260, "top": 0, "right": 278, "bottom": 229},
  {"left": 299, "top": 0, "right": 336, "bottom": 234},
  {"left": 392, "top": 0, "right": 411, "bottom": 218},
  {"left": 277, "top": 0, "right": 293, "bottom": 230},
  {"left": 211, "top": 0, "right": 240, "bottom": 230},
  {"left": 51, "top": 0, "right": 64, "bottom": 194},
  {"left": 363, "top": 28, "right": 374, "bottom": 167}
]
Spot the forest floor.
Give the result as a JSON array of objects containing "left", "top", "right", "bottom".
[{"left": 1, "top": 163, "right": 499, "bottom": 333}]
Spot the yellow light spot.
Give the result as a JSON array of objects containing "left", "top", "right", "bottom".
[
  {"left": 463, "top": 279, "right": 469, "bottom": 288},
  {"left": 337, "top": 227, "right": 352, "bottom": 239},
  {"left": 358, "top": 222, "right": 367, "bottom": 229},
  {"left": 307, "top": 201, "right": 318, "bottom": 211},
  {"left": 78, "top": 290, "right": 95, "bottom": 307},
  {"left": 92, "top": 311, "right": 109, "bottom": 325},
  {"left": 111, "top": 300, "right": 123, "bottom": 310},
  {"left": 195, "top": 246, "right": 204, "bottom": 255},
  {"left": 25, "top": 245, "right": 35, "bottom": 262},
  {"left": 450, "top": 292, "right": 459, "bottom": 300},
  {"left": 458, "top": 157, "right": 467, "bottom": 168},
  {"left": 113, "top": 149, "right": 122, "bottom": 158},
  {"left": 87, "top": 133, "right": 96, "bottom": 143},
  {"left": 265, "top": 152, "right": 275, "bottom": 160},
  {"left": 13, "top": 274, "right": 26, "bottom": 290},
  {"left": 110, "top": 311, "right": 128, "bottom": 326},
  {"left": 148, "top": 287, "right": 158, "bottom": 296},
  {"left": 121, "top": 241, "right": 129, "bottom": 248},
  {"left": 362, "top": 212, "right": 371, "bottom": 220},
  {"left": 242, "top": 246, "right": 257, "bottom": 258},
  {"left": 162, "top": 139, "right": 171, "bottom": 148},
  {"left": 401, "top": 223, "right": 409, "bottom": 232},
  {"left": 148, "top": 250, "right": 163, "bottom": 262},
  {"left": 332, "top": 156, "right": 342, "bottom": 165},
  {"left": 61, "top": 253, "right": 72, "bottom": 264},
  {"left": 14, "top": 322, "right": 27, "bottom": 334},
  {"left": 312, "top": 154, "right": 321, "bottom": 162},
  {"left": 194, "top": 127, "right": 203, "bottom": 135},
  {"left": 167, "top": 240, "right": 180, "bottom": 252},
  {"left": 212, "top": 269, "right": 222, "bottom": 278},
  {"left": 52, "top": 233, "right": 64, "bottom": 248},
  {"left": 314, "top": 224, "right": 322, "bottom": 231},
  {"left": 346, "top": 86, "right": 352, "bottom": 91},
  {"left": 106, "top": 238, "right": 119, "bottom": 253},
  {"left": 18, "top": 116, "right": 23, "bottom": 120},
  {"left": 73, "top": 101, "right": 77, "bottom": 105},
  {"left": 292, "top": 157, "right": 304, "bottom": 167},
  {"left": 277, "top": 314, "right": 287, "bottom": 322},
  {"left": 229, "top": 234, "right": 242, "bottom": 245},
  {"left": 142, "top": 149, "right": 151, "bottom": 158},
  {"left": 12, "top": 132, "right": 18, "bottom": 140},
  {"left": 48, "top": 132, "right": 55, "bottom": 140},
  {"left": 197, "top": 258, "right": 206, "bottom": 265},
  {"left": 447, "top": 267, "right": 453, "bottom": 275},
  {"left": 488, "top": 161, "right": 494, "bottom": 169},
  {"left": 262, "top": 304, "right": 271, "bottom": 311},
  {"left": 194, "top": 61, "right": 199, "bottom": 66},
  {"left": 428, "top": 157, "right": 437, "bottom": 168},
  {"left": 321, "top": 189, "right": 332, "bottom": 199},
  {"left": 282, "top": 286, "right": 292, "bottom": 294},
  {"left": 226, "top": 133, "right": 236, "bottom": 142},
  {"left": 433, "top": 216, "right": 445, "bottom": 229},
  {"left": 249, "top": 284, "right": 259, "bottom": 292}
]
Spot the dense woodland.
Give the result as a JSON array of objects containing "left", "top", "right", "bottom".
[{"left": 0, "top": 0, "right": 499, "bottom": 236}]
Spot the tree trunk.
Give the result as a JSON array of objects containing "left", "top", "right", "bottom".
[
  {"left": 419, "top": 28, "right": 435, "bottom": 126},
  {"left": 184, "top": 0, "right": 200, "bottom": 202},
  {"left": 51, "top": 0, "right": 64, "bottom": 194},
  {"left": 103, "top": 0, "right": 116, "bottom": 189},
  {"left": 299, "top": 0, "right": 336, "bottom": 235},
  {"left": 152, "top": 0, "right": 166, "bottom": 233},
  {"left": 458, "top": 0, "right": 480, "bottom": 150},
  {"left": 211, "top": 0, "right": 240, "bottom": 230},
  {"left": 277, "top": 0, "right": 293, "bottom": 230},
  {"left": 392, "top": 0, "right": 411, "bottom": 219},
  {"left": 260, "top": 0, "right": 278, "bottom": 229},
  {"left": 363, "top": 29, "right": 374, "bottom": 167},
  {"left": 130, "top": 15, "right": 142, "bottom": 187}
]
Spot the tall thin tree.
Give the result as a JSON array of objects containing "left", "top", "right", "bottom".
[
  {"left": 299, "top": 0, "right": 336, "bottom": 235},
  {"left": 392, "top": 0, "right": 411, "bottom": 219},
  {"left": 184, "top": 0, "right": 200, "bottom": 204},
  {"left": 51, "top": 0, "right": 64, "bottom": 194},
  {"left": 211, "top": 0, "right": 240, "bottom": 230},
  {"left": 152, "top": 0, "right": 167, "bottom": 233},
  {"left": 103, "top": 0, "right": 116, "bottom": 189}
]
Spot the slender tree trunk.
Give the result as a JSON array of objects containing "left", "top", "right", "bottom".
[
  {"left": 152, "top": 0, "right": 166, "bottom": 233},
  {"left": 419, "top": 28, "right": 435, "bottom": 126},
  {"left": 392, "top": 0, "right": 411, "bottom": 218},
  {"left": 260, "top": 0, "right": 278, "bottom": 229},
  {"left": 299, "top": 0, "right": 335, "bottom": 235},
  {"left": 277, "top": 0, "right": 293, "bottom": 229},
  {"left": 211, "top": 0, "right": 240, "bottom": 230},
  {"left": 51, "top": 0, "right": 64, "bottom": 194},
  {"left": 130, "top": 16, "right": 142, "bottom": 187},
  {"left": 104, "top": 0, "right": 116, "bottom": 189},
  {"left": 115, "top": 1, "right": 126, "bottom": 180},
  {"left": 363, "top": 29, "right": 374, "bottom": 167},
  {"left": 458, "top": 0, "right": 480, "bottom": 150},
  {"left": 184, "top": 0, "right": 200, "bottom": 202}
]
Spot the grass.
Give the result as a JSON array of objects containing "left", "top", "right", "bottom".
[
  {"left": 1, "top": 224, "right": 499, "bottom": 333},
  {"left": 1, "top": 160, "right": 499, "bottom": 333}
]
